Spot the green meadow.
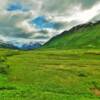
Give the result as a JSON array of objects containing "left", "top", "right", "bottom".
[{"left": 0, "top": 23, "right": 100, "bottom": 100}]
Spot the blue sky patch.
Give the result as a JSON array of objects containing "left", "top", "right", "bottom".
[
  {"left": 7, "top": 2, "right": 29, "bottom": 11},
  {"left": 30, "top": 16, "right": 61, "bottom": 29}
]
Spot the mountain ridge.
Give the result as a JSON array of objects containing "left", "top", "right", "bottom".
[{"left": 43, "top": 21, "right": 100, "bottom": 49}]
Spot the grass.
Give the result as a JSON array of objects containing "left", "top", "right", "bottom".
[{"left": 0, "top": 49, "right": 99, "bottom": 100}]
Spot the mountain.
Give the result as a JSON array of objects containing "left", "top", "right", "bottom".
[
  {"left": 0, "top": 42, "right": 17, "bottom": 49},
  {"left": 0, "top": 41, "right": 41, "bottom": 50},
  {"left": 0, "top": 21, "right": 100, "bottom": 50},
  {"left": 43, "top": 22, "right": 100, "bottom": 49}
]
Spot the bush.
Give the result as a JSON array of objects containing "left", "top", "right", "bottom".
[
  {"left": 0, "top": 56, "right": 6, "bottom": 62},
  {"left": 78, "top": 71, "right": 88, "bottom": 77},
  {"left": 0, "top": 64, "right": 9, "bottom": 75}
]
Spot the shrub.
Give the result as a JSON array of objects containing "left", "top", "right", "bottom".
[{"left": 0, "top": 64, "right": 9, "bottom": 75}]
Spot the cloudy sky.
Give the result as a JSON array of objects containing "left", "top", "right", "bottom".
[{"left": 0, "top": 0, "right": 100, "bottom": 48}]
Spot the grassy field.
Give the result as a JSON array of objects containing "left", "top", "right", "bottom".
[{"left": 0, "top": 48, "right": 100, "bottom": 100}]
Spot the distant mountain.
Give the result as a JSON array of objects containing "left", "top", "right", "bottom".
[
  {"left": 0, "top": 41, "right": 41, "bottom": 50},
  {"left": 0, "top": 42, "right": 17, "bottom": 49},
  {"left": 18, "top": 43, "right": 41, "bottom": 50},
  {"left": 43, "top": 21, "right": 100, "bottom": 49}
]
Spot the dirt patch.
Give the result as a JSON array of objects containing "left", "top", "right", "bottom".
[{"left": 90, "top": 87, "right": 100, "bottom": 96}]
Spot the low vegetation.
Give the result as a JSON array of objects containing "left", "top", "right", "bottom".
[{"left": 0, "top": 49, "right": 99, "bottom": 100}]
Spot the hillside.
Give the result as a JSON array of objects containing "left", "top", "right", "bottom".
[{"left": 43, "top": 22, "right": 100, "bottom": 49}]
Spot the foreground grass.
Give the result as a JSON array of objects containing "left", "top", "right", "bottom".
[{"left": 0, "top": 49, "right": 100, "bottom": 100}]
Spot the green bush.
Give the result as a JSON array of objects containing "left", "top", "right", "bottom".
[{"left": 0, "top": 64, "right": 9, "bottom": 75}]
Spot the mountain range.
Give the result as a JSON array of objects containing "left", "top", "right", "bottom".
[{"left": 0, "top": 21, "right": 100, "bottom": 50}]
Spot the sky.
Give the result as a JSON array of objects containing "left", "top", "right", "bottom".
[{"left": 0, "top": 0, "right": 100, "bottom": 48}]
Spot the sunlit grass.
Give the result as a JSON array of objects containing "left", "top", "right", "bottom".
[{"left": 0, "top": 49, "right": 99, "bottom": 100}]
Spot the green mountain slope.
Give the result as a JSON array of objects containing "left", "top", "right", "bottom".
[{"left": 43, "top": 22, "right": 100, "bottom": 49}]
